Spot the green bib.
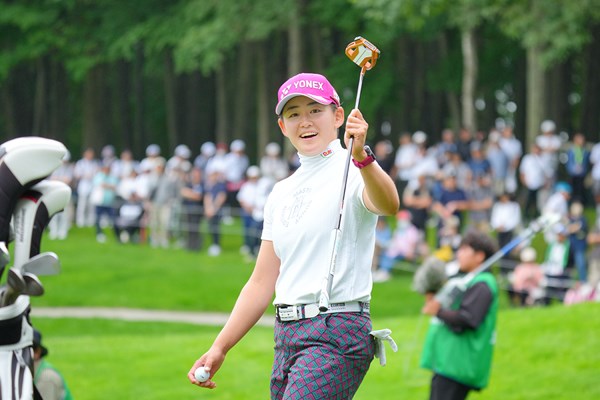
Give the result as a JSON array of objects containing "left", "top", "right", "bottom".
[
  {"left": 420, "top": 272, "right": 499, "bottom": 389},
  {"left": 35, "top": 359, "right": 74, "bottom": 400}
]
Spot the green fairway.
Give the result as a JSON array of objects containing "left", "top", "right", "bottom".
[{"left": 26, "top": 227, "right": 600, "bottom": 399}]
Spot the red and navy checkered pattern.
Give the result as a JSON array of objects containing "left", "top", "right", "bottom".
[{"left": 271, "top": 313, "right": 375, "bottom": 399}]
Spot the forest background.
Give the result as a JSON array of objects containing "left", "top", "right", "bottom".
[{"left": 2, "top": 0, "right": 600, "bottom": 162}]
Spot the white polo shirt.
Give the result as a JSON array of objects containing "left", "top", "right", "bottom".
[{"left": 262, "top": 140, "right": 377, "bottom": 306}]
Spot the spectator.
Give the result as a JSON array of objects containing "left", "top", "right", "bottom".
[
  {"left": 203, "top": 169, "right": 227, "bottom": 256},
  {"left": 403, "top": 174, "right": 433, "bottom": 235},
  {"left": 90, "top": 163, "right": 119, "bottom": 243},
  {"left": 434, "top": 128, "right": 456, "bottom": 167},
  {"left": 391, "top": 132, "right": 419, "bottom": 199},
  {"left": 110, "top": 149, "right": 139, "bottom": 181},
  {"left": 32, "top": 329, "right": 73, "bottom": 400},
  {"left": 73, "top": 147, "right": 99, "bottom": 227},
  {"left": 100, "top": 144, "right": 117, "bottom": 167},
  {"left": 498, "top": 124, "right": 522, "bottom": 195},
  {"left": 48, "top": 151, "right": 75, "bottom": 240},
  {"left": 372, "top": 216, "right": 392, "bottom": 272},
  {"left": 432, "top": 172, "right": 469, "bottom": 242},
  {"left": 223, "top": 139, "right": 249, "bottom": 222},
  {"left": 259, "top": 142, "right": 289, "bottom": 182},
  {"left": 519, "top": 144, "right": 550, "bottom": 222},
  {"left": 490, "top": 192, "right": 522, "bottom": 250},
  {"left": 373, "top": 210, "right": 424, "bottom": 282},
  {"left": 194, "top": 141, "right": 216, "bottom": 173},
  {"left": 508, "top": 247, "right": 545, "bottom": 306},
  {"left": 542, "top": 182, "right": 572, "bottom": 243},
  {"left": 465, "top": 174, "right": 494, "bottom": 233},
  {"left": 567, "top": 202, "right": 588, "bottom": 282},
  {"left": 590, "top": 140, "right": 600, "bottom": 214},
  {"left": 373, "top": 139, "right": 395, "bottom": 175},
  {"left": 586, "top": 216, "right": 600, "bottom": 290},
  {"left": 485, "top": 130, "right": 509, "bottom": 196},
  {"left": 421, "top": 231, "right": 498, "bottom": 400},
  {"left": 139, "top": 144, "right": 166, "bottom": 176},
  {"left": 565, "top": 132, "right": 590, "bottom": 205},
  {"left": 455, "top": 127, "right": 473, "bottom": 163},
  {"left": 237, "top": 166, "right": 274, "bottom": 258},
  {"left": 541, "top": 224, "right": 571, "bottom": 278},
  {"left": 180, "top": 168, "right": 204, "bottom": 251}
]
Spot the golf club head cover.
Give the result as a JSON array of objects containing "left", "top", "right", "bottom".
[
  {"left": 0, "top": 296, "right": 34, "bottom": 400},
  {"left": 0, "top": 137, "right": 68, "bottom": 243},
  {"left": 12, "top": 180, "right": 71, "bottom": 270}
]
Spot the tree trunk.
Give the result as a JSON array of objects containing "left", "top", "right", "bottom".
[
  {"left": 234, "top": 41, "right": 252, "bottom": 140},
  {"left": 164, "top": 49, "right": 178, "bottom": 150},
  {"left": 132, "top": 42, "right": 145, "bottom": 156},
  {"left": 215, "top": 68, "right": 228, "bottom": 144},
  {"left": 439, "top": 32, "right": 461, "bottom": 132},
  {"left": 1, "top": 74, "right": 18, "bottom": 138},
  {"left": 461, "top": 28, "right": 478, "bottom": 133},
  {"left": 48, "top": 59, "right": 68, "bottom": 142},
  {"left": 32, "top": 57, "right": 48, "bottom": 136},
  {"left": 256, "top": 41, "right": 270, "bottom": 162},
  {"left": 580, "top": 24, "right": 600, "bottom": 141},
  {"left": 113, "top": 60, "right": 132, "bottom": 150},
  {"left": 526, "top": 45, "right": 545, "bottom": 150},
  {"left": 82, "top": 65, "right": 107, "bottom": 151}
]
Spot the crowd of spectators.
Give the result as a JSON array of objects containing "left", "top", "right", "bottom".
[{"left": 46, "top": 118, "right": 600, "bottom": 301}]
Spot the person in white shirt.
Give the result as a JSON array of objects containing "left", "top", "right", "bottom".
[
  {"left": 520, "top": 144, "right": 551, "bottom": 222},
  {"left": 188, "top": 72, "right": 399, "bottom": 398}
]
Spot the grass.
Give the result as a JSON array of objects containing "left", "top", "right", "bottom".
[{"left": 23, "top": 225, "right": 600, "bottom": 399}]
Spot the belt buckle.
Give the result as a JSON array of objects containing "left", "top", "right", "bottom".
[
  {"left": 277, "top": 305, "right": 299, "bottom": 322},
  {"left": 303, "top": 303, "right": 320, "bottom": 319}
]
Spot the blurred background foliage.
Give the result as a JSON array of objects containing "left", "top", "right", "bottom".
[{"left": 2, "top": 0, "right": 600, "bottom": 162}]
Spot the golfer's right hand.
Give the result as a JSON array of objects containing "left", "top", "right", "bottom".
[{"left": 188, "top": 350, "right": 225, "bottom": 389}]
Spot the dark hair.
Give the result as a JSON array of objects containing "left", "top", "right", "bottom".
[{"left": 460, "top": 230, "right": 497, "bottom": 260}]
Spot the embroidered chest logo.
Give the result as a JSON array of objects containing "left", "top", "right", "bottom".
[{"left": 281, "top": 187, "right": 312, "bottom": 227}]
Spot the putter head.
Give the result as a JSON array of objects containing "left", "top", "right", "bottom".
[
  {"left": 23, "top": 273, "right": 44, "bottom": 296},
  {"left": 21, "top": 252, "right": 61, "bottom": 276},
  {"left": 345, "top": 36, "right": 380, "bottom": 73}
]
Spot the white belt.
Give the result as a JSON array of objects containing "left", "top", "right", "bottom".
[{"left": 275, "top": 301, "right": 369, "bottom": 322}]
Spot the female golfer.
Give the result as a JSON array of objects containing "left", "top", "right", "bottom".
[{"left": 188, "top": 72, "right": 399, "bottom": 399}]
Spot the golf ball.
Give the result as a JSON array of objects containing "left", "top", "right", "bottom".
[{"left": 194, "top": 367, "right": 210, "bottom": 383}]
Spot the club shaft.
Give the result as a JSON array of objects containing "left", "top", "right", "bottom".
[{"left": 354, "top": 71, "right": 365, "bottom": 109}]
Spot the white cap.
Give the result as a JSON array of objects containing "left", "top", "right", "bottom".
[
  {"left": 200, "top": 142, "right": 216, "bottom": 157},
  {"left": 265, "top": 142, "right": 281, "bottom": 156},
  {"left": 174, "top": 144, "right": 191, "bottom": 159},
  {"left": 246, "top": 165, "right": 260, "bottom": 178},
  {"left": 230, "top": 139, "right": 245, "bottom": 152},
  {"left": 520, "top": 247, "right": 537, "bottom": 263},
  {"left": 540, "top": 120, "right": 556, "bottom": 133},
  {"left": 412, "top": 131, "right": 427, "bottom": 144},
  {"left": 146, "top": 144, "right": 161, "bottom": 156}
]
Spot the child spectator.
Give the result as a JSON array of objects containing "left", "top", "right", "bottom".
[{"left": 508, "top": 247, "right": 545, "bottom": 306}]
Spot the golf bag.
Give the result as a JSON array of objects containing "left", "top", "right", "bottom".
[{"left": 0, "top": 137, "right": 70, "bottom": 400}]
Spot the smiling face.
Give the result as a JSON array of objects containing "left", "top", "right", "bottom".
[{"left": 277, "top": 96, "right": 344, "bottom": 157}]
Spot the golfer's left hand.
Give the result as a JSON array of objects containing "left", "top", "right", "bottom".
[{"left": 344, "top": 109, "right": 369, "bottom": 158}]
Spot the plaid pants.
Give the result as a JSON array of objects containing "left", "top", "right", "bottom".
[{"left": 271, "top": 313, "right": 375, "bottom": 400}]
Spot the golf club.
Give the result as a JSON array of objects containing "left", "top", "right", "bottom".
[
  {"left": 318, "top": 36, "right": 381, "bottom": 312},
  {"left": 23, "top": 273, "right": 44, "bottom": 297},
  {"left": 434, "top": 212, "right": 561, "bottom": 309},
  {"left": 21, "top": 252, "right": 60, "bottom": 276},
  {"left": 12, "top": 180, "right": 71, "bottom": 273},
  {"left": 0, "top": 268, "right": 26, "bottom": 306}
]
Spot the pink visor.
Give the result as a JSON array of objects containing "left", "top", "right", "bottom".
[{"left": 275, "top": 73, "right": 341, "bottom": 115}]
